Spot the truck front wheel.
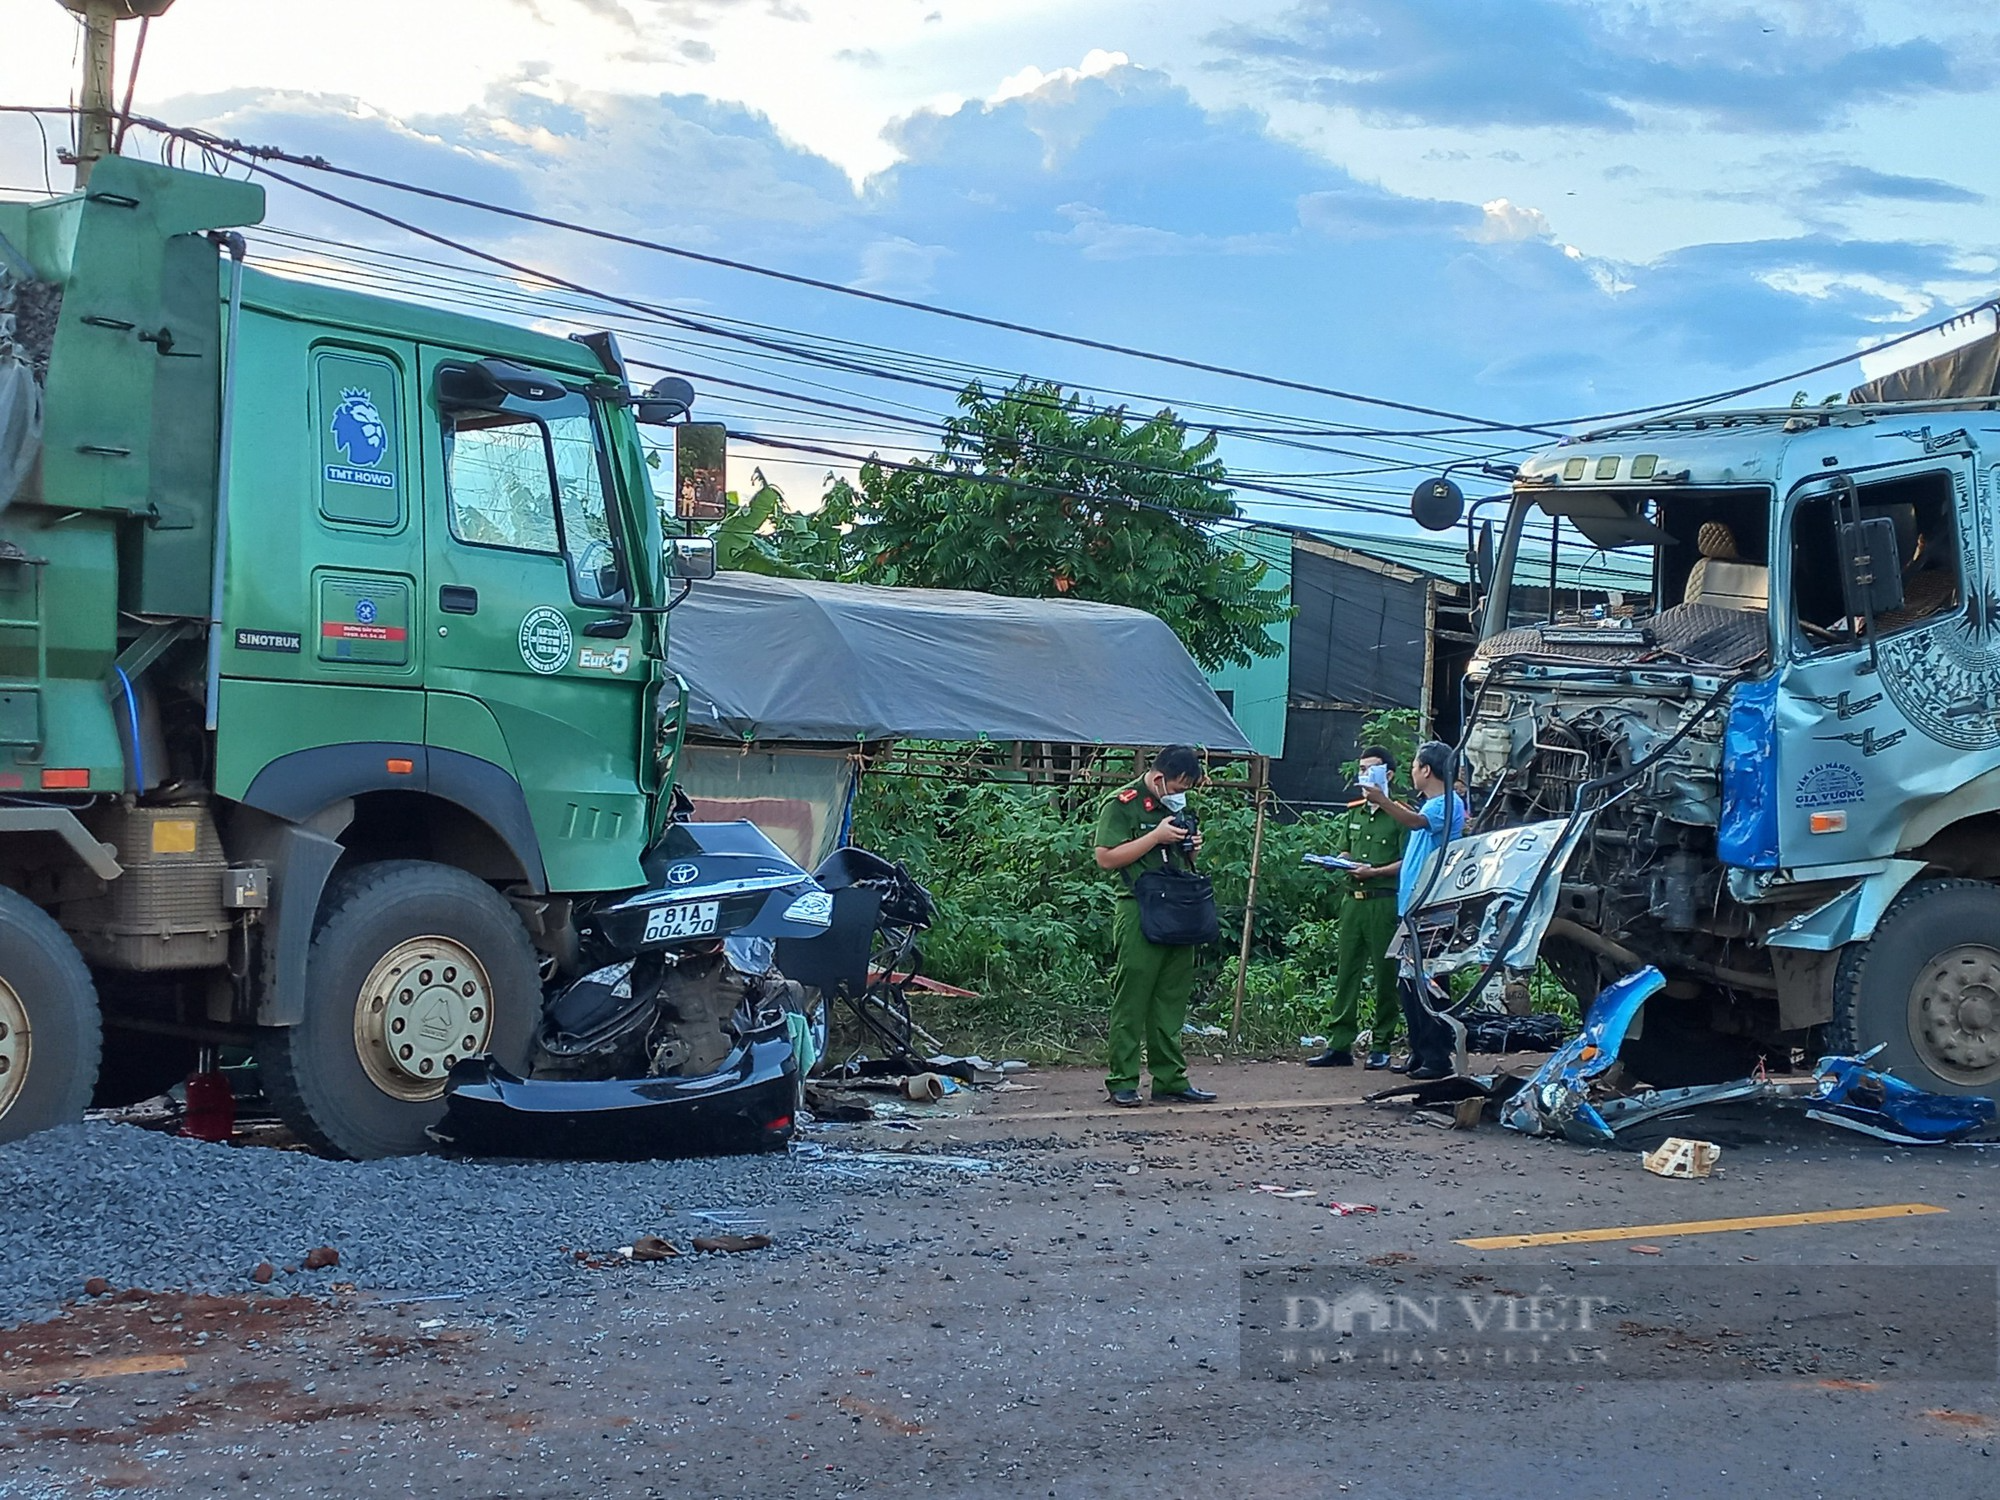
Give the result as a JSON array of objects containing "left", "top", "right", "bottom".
[
  {"left": 0, "top": 886, "right": 102, "bottom": 1145},
  {"left": 258, "top": 861, "right": 540, "bottom": 1159},
  {"left": 1832, "top": 878, "right": 2000, "bottom": 1096}
]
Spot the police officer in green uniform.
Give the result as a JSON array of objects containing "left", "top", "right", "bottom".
[
  {"left": 1092, "top": 745, "right": 1218, "bottom": 1107},
  {"left": 1307, "top": 746, "right": 1405, "bottom": 1070}
]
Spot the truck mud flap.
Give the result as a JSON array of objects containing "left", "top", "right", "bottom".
[{"left": 430, "top": 1022, "right": 798, "bottom": 1160}]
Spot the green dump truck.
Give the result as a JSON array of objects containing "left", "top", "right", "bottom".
[{"left": 0, "top": 152, "right": 724, "bottom": 1155}]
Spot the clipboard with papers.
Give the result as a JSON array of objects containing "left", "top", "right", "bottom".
[{"left": 1302, "top": 853, "right": 1367, "bottom": 873}]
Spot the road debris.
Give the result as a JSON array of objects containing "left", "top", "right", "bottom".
[
  {"left": 302, "top": 1246, "right": 340, "bottom": 1271},
  {"left": 1501, "top": 967, "right": 1998, "bottom": 1145},
  {"left": 691, "top": 1233, "right": 774, "bottom": 1253},
  {"left": 1643, "top": 1138, "right": 1721, "bottom": 1179},
  {"left": 249, "top": 1263, "right": 274, "bottom": 1285},
  {"left": 1326, "top": 1201, "right": 1378, "bottom": 1216},
  {"left": 627, "top": 1235, "right": 681, "bottom": 1262}
]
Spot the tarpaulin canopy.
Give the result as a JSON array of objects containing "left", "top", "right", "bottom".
[
  {"left": 1850, "top": 328, "right": 2000, "bottom": 403},
  {"left": 666, "top": 571, "right": 1253, "bottom": 752}
]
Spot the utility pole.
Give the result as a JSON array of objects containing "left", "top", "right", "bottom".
[{"left": 58, "top": 0, "right": 176, "bottom": 188}]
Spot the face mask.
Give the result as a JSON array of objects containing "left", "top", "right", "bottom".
[{"left": 1160, "top": 791, "right": 1188, "bottom": 812}]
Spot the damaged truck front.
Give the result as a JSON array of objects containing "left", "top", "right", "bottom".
[{"left": 1411, "top": 400, "right": 2000, "bottom": 1095}]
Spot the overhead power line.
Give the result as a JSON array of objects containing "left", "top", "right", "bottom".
[
  {"left": 79, "top": 111, "right": 1563, "bottom": 437},
  {"left": 1, "top": 106, "right": 1989, "bottom": 442}
]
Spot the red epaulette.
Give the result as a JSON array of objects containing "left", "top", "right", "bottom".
[
  {"left": 1116, "top": 788, "right": 1139, "bottom": 802},
  {"left": 1142, "top": 799, "right": 1156, "bottom": 812}
]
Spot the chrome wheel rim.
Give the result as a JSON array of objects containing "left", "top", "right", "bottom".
[
  {"left": 1909, "top": 944, "right": 2000, "bottom": 1086},
  {"left": 0, "top": 978, "right": 30, "bottom": 1121},
  {"left": 352, "top": 937, "right": 494, "bottom": 1102}
]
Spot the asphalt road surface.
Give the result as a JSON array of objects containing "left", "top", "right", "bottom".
[{"left": 4, "top": 1058, "right": 1998, "bottom": 1499}]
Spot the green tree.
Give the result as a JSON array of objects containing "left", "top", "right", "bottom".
[
  {"left": 846, "top": 380, "right": 1290, "bottom": 671},
  {"left": 701, "top": 471, "right": 856, "bottom": 579}
]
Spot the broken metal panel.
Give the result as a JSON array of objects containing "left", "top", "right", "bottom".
[
  {"left": 1806, "top": 1051, "right": 1997, "bottom": 1144},
  {"left": 1500, "top": 966, "right": 1666, "bottom": 1143},
  {"left": 1717, "top": 675, "right": 1779, "bottom": 870},
  {"left": 1764, "top": 859, "right": 1927, "bottom": 953},
  {"left": 1406, "top": 816, "right": 1593, "bottom": 975}
]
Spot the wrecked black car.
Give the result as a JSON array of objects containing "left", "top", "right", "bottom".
[{"left": 433, "top": 820, "right": 841, "bottom": 1159}]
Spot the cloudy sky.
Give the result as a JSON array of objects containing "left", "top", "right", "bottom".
[{"left": 5, "top": 0, "right": 1996, "bottom": 530}]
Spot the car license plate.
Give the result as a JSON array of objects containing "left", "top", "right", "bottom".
[{"left": 642, "top": 901, "right": 719, "bottom": 943}]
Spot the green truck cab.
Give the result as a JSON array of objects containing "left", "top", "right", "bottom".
[{"left": 0, "top": 156, "right": 717, "bottom": 1155}]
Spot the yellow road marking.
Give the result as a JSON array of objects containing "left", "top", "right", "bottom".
[
  {"left": 0, "top": 1354, "right": 188, "bottom": 1392},
  {"left": 1459, "top": 1202, "right": 1946, "bottom": 1250}
]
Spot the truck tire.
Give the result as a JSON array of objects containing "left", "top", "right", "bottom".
[
  {"left": 1831, "top": 878, "right": 2000, "bottom": 1096},
  {"left": 257, "top": 860, "right": 540, "bottom": 1159},
  {"left": 0, "top": 886, "right": 102, "bottom": 1145}
]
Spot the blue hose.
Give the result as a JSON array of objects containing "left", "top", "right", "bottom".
[{"left": 113, "top": 666, "right": 144, "bottom": 791}]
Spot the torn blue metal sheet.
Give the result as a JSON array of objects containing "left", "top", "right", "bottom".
[
  {"left": 1764, "top": 860, "right": 1927, "bottom": 951},
  {"left": 1500, "top": 966, "right": 1666, "bottom": 1143},
  {"left": 1717, "top": 676, "right": 1779, "bottom": 870},
  {"left": 1591, "top": 1078, "right": 1777, "bottom": 1134},
  {"left": 1806, "top": 1050, "right": 1997, "bottom": 1144}
]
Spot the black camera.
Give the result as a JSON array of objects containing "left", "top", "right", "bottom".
[{"left": 1168, "top": 810, "right": 1198, "bottom": 853}]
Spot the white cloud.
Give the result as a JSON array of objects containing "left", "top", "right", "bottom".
[
  {"left": 989, "top": 48, "right": 1130, "bottom": 104},
  {"left": 849, "top": 235, "right": 950, "bottom": 292},
  {"left": 1856, "top": 306, "right": 1997, "bottom": 380},
  {"left": 1469, "top": 197, "right": 1553, "bottom": 243},
  {"left": 1760, "top": 267, "right": 1936, "bottom": 321}
]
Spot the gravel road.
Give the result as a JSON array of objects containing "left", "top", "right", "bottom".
[{"left": 0, "top": 1121, "right": 1025, "bottom": 1325}]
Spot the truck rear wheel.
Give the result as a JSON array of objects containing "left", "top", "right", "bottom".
[
  {"left": 258, "top": 861, "right": 540, "bottom": 1159},
  {"left": 1832, "top": 879, "right": 2000, "bottom": 1096},
  {"left": 0, "top": 886, "right": 102, "bottom": 1145}
]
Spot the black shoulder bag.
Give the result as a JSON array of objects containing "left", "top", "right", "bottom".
[{"left": 1130, "top": 844, "right": 1220, "bottom": 947}]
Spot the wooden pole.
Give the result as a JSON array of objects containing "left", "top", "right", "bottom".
[{"left": 1229, "top": 765, "right": 1270, "bottom": 1045}]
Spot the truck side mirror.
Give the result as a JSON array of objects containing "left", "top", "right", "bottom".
[
  {"left": 669, "top": 537, "right": 717, "bottom": 580},
  {"left": 1411, "top": 475, "right": 1464, "bottom": 531},
  {"left": 635, "top": 376, "right": 695, "bottom": 426},
  {"left": 1474, "top": 519, "right": 1496, "bottom": 591},
  {"left": 672, "top": 422, "right": 729, "bottom": 521},
  {"left": 1838, "top": 515, "right": 1905, "bottom": 616}
]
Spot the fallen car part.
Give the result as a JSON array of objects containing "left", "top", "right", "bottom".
[
  {"left": 691, "top": 1233, "right": 773, "bottom": 1253},
  {"left": 1642, "top": 1137, "right": 1721, "bottom": 1178},
  {"left": 1806, "top": 1049, "right": 1997, "bottom": 1144},
  {"left": 1500, "top": 966, "right": 1668, "bottom": 1142},
  {"left": 429, "top": 1020, "right": 798, "bottom": 1160},
  {"left": 1502, "top": 967, "right": 1998, "bottom": 1145}
]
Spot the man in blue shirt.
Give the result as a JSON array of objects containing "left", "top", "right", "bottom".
[{"left": 1361, "top": 740, "right": 1468, "bottom": 1080}]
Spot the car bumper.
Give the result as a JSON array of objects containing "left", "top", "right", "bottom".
[{"left": 431, "top": 1021, "right": 799, "bottom": 1160}]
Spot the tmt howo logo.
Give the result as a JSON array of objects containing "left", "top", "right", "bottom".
[{"left": 326, "top": 387, "right": 396, "bottom": 490}]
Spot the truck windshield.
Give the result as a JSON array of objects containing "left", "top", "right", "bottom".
[{"left": 1480, "top": 485, "right": 1772, "bottom": 669}]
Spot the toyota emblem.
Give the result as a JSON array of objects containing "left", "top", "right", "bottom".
[{"left": 665, "top": 862, "right": 700, "bottom": 885}]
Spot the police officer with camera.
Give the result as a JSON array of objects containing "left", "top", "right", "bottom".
[{"left": 1092, "top": 745, "right": 1218, "bottom": 1107}]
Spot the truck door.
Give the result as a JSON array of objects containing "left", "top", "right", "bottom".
[
  {"left": 418, "top": 349, "right": 648, "bottom": 894},
  {"left": 1775, "top": 450, "right": 1981, "bottom": 867}
]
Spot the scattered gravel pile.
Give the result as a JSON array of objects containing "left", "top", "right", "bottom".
[{"left": 0, "top": 1122, "right": 1014, "bottom": 1325}]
